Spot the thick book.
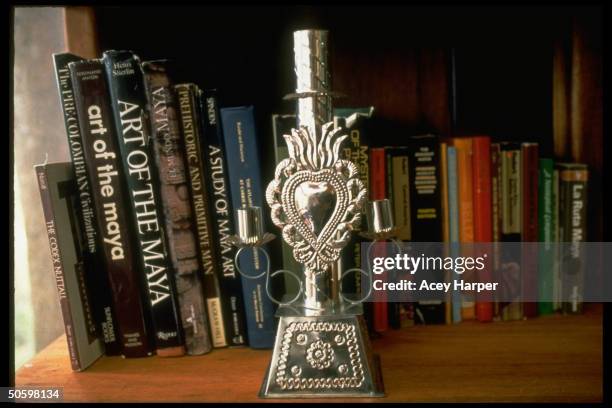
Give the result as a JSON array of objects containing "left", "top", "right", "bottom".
[
  {"left": 199, "top": 88, "right": 248, "bottom": 347},
  {"left": 557, "top": 163, "right": 588, "bottom": 314},
  {"left": 537, "top": 158, "right": 555, "bottom": 315},
  {"left": 521, "top": 143, "right": 539, "bottom": 319},
  {"left": 409, "top": 135, "right": 445, "bottom": 324},
  {"left": 447, "top": 146, "right": 462, "bottom": 324},
  {"left": 552, "top": 169, "right": 561, "bottom": 311},
  {"left": 69, "top": 59, "right": 153, "bottom": 358},
  {"left": 142, "top": 63, "right": 213, "bottom": 355},
  {"left": 334, "top": 108, "right": 375, "bottom": 329},
  {"left": 385, "top": 146, "right": 412, "bottom": 329},
  {"left": 102, "top": 50, "right": 185, "bottom": 356},
  {"left": 499, "top": 142, "right": 522, "bottom": 321},
  {"left": 53, "top": 53, "right": 121, "bottom": 356},
  {"left": 490, "top": 143, "right": 503, "bottom": 320},
  {"left": 221, "top": 106, "right": 276, "bottom": 349},
  {"left": 35, "top": 161, "right": 104, "bottom": 370},
  {"left": 452, "top": 137, "right": 475, "bottom": 320},
  {"left": 369, "top": 147, "right": 389, "bottom": 333},
  {"left": 471, "top": 136, "right": 493, "bottom": 322}
]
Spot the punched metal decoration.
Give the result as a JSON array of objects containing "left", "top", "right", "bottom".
[{"left": 232, "top": 29, "right": 385, "bottom": 398}]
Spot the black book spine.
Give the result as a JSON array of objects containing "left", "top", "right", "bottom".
[
  {"left": 198, "top": 89, "right": 248, "bottom": 347},
  {"left": 142, "top": 61, "right": 212, "bottom": 355},
  {"left": 53, "top": 53, "right": 122, "bottom": 356},
  {"left": 409, "top": 135, "right": 445, "bottom": 324},
  {"left": 102, "top": 50, "right": 185, "bottom": 356},
  {"left": 69, "top": 60, "right": 153, "bottom": 358},
  {"left": 175, "top": 83, "right": 227, "bottom": 348}
]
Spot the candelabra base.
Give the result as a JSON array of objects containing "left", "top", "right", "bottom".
[{"left": 259, "top": 309, "right": 384, "bottom": 398}]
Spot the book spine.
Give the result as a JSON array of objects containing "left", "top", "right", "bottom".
[
  {"left": 335, "top": 112, "right": 375, "bottom": 332},
  {"left": 446, "top": 146, "right": 462, "bottom": 324},
  {"left": 453, "top": 137, "right": 475, "bottom": 320},
  {"left": 500, "top": 143, "right": 522, "bottom": 320},
  {"left": 221, "top": 106, "right": 275, "bottom": 349},
  {"left": 440, "top": 142, "right": 452, "bottom": 324},
  {"left": 199, "top": 88, "right": 249, "bottom": 347},
  {"left": 70, "top": 60, "right": 153, "bottom": 357},
  {"left": 552, "top": 169, "right": 561, "bottom": 310},
  {"left": 386, "top": 148, "right": 412, "bottom": 329},
  {"left": 490, "top": 143, "right": 503, "bottom": 320},
  {"left": 142, "top": 65, "right": 213, "bottom": 355},
  {"left": 385, "top": 153, "right": 399, "bottom": 329},
  {"left": 369, "top": 147, "right": 389, "bottom": 333},
  {"left": 409, "top": 136, "right": 444, "bottom": 324},
  {"left": 102, "top": 50, "right": 185, "bottom": 356},
  {"left": 53, "top": 53, "right": 122, "bottom": 356},
  {"left": 35, "top": 165, "right": 82, "bottom": 370},
  {"left": 537, "top": 158, "right": 555, "bottom": 315},
  {"left": 339, "top": 116, "right": 369, "bottom": 287},
  {"left": 558, "top": 164, "right": 588, "bottom": 314},
  {"left": 521, "top": 143, "right": 539, "bottom": 319},
  {"left": 472, "top": 136, "right": 493, "bottom": 322}
]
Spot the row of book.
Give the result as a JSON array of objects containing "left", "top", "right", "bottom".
[
  {"left": 39, "top": 50, "right": 590, "bottom": 371},
  {"left": 38, "top": 51, "right": 277, "bottom": 370},
  {"left": 271, "top": 112, "right": 589, "bottom": 332}
]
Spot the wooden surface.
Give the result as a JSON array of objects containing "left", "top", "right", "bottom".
[
  {"left": 16, "top": 306, "right": 602, "bottom": 403},
  {"left": 63, "top": 6, "right": 99, "bottom": 58}
]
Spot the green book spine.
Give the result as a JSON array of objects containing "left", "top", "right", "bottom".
[{"left": 537, "top": 159, "right": 554, "bottom": 315}]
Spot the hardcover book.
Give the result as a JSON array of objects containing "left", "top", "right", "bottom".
[
  {"left": 102, "top": 50, "right": 185, "bottom": 356},
  {"left": 521, "top": 143, "right": 539, "bottom": 319},
  {"left": 440, "top": 142, "right": 452, "bottom": 324},
  {"left": 452, "top": 137, "right": 476, "bottom": 320},
  {"left": 472, "top": 136, "right": 493, "bottom": 322},
  {"left": 334, "top": 108, "right": 375, "bottom": 329},
  {"left": 552, "top": 169, "right": 561, "bottom": 311},
  {"left": 199, "top": 88, "right": 248, "bottom": 347},
  {"left": 499, "top": 142, "right": 522, "bottom": 321},
  {"left": 490, "top": 143, "right": 503, "bottom": 320},
  {"left": 557, "top": 163, "right": 588, "bottom": 314},
  {"left": 70, "top": 59, "right": 153, "bottom": 358},
  {"left": 143, "top": 63, "right": 213, "bottom": 354},
  {"left": 53, "top": 53, "right": 121, "bottom": 356},
  {"left": 409, "top": 135, "right": 444, "bottom": 324},
  {"left": 385, "top": 146, "right": 412, "bottom": 329},
  {"left": 446, "top": 145, "right": 462, "bottom": 324},
  {"left": 221, "top": 105, "right": 276, "bottom": 349},
  {"left": 35, "top": 161, "right": 104, "bottom": 370},
  {"left": 537, "top": 158, "right": 555, "bottom": 315}
]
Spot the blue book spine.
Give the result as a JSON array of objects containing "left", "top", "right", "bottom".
[
  {"left": 220, "top": 106, "right": 275, "bottom": 349},
  {"left": 447, "top": 146, "right": 462, "bottom": 324}
]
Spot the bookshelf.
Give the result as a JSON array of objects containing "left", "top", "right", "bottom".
[
  {"left": 15, "top": 304, "right": 602, "bottom": 402},
  {"left": 13, "top": 5, "right": 603, "bottom": 402}
]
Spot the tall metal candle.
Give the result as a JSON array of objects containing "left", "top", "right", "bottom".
[{"left": 261, "top": 29, "right": 384, "bottom": 398}]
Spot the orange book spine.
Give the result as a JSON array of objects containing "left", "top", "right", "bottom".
[
  {"left": 453, "top": 138, "right": 475, "bottom": 320},
  {"left": 369, "top": 147, "right": 388, "bottom": 333},
  {"left": 472, "top": 136, "right": 493, "bottom": 322}
]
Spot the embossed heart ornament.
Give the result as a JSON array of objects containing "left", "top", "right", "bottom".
[
  {"left": 282, "top": 169, "right": 350, "bottom": 269},
  {"left": 266, "top": 124, "right": 367, "bottom": 273}
]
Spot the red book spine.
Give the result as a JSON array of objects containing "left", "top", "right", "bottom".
[
  {"left": 521, "top": 143, "right": 539, "bottom": 318},
  {"left": 471, "top": 136, "right": 493, "bottom": 322},
  {"left": 369, "top": 147, "right": 388, "bottom": 333}
]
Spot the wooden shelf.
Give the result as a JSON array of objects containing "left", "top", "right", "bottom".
[{"left": 15, "top": 305, "right": 602, "bottom": 402}]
